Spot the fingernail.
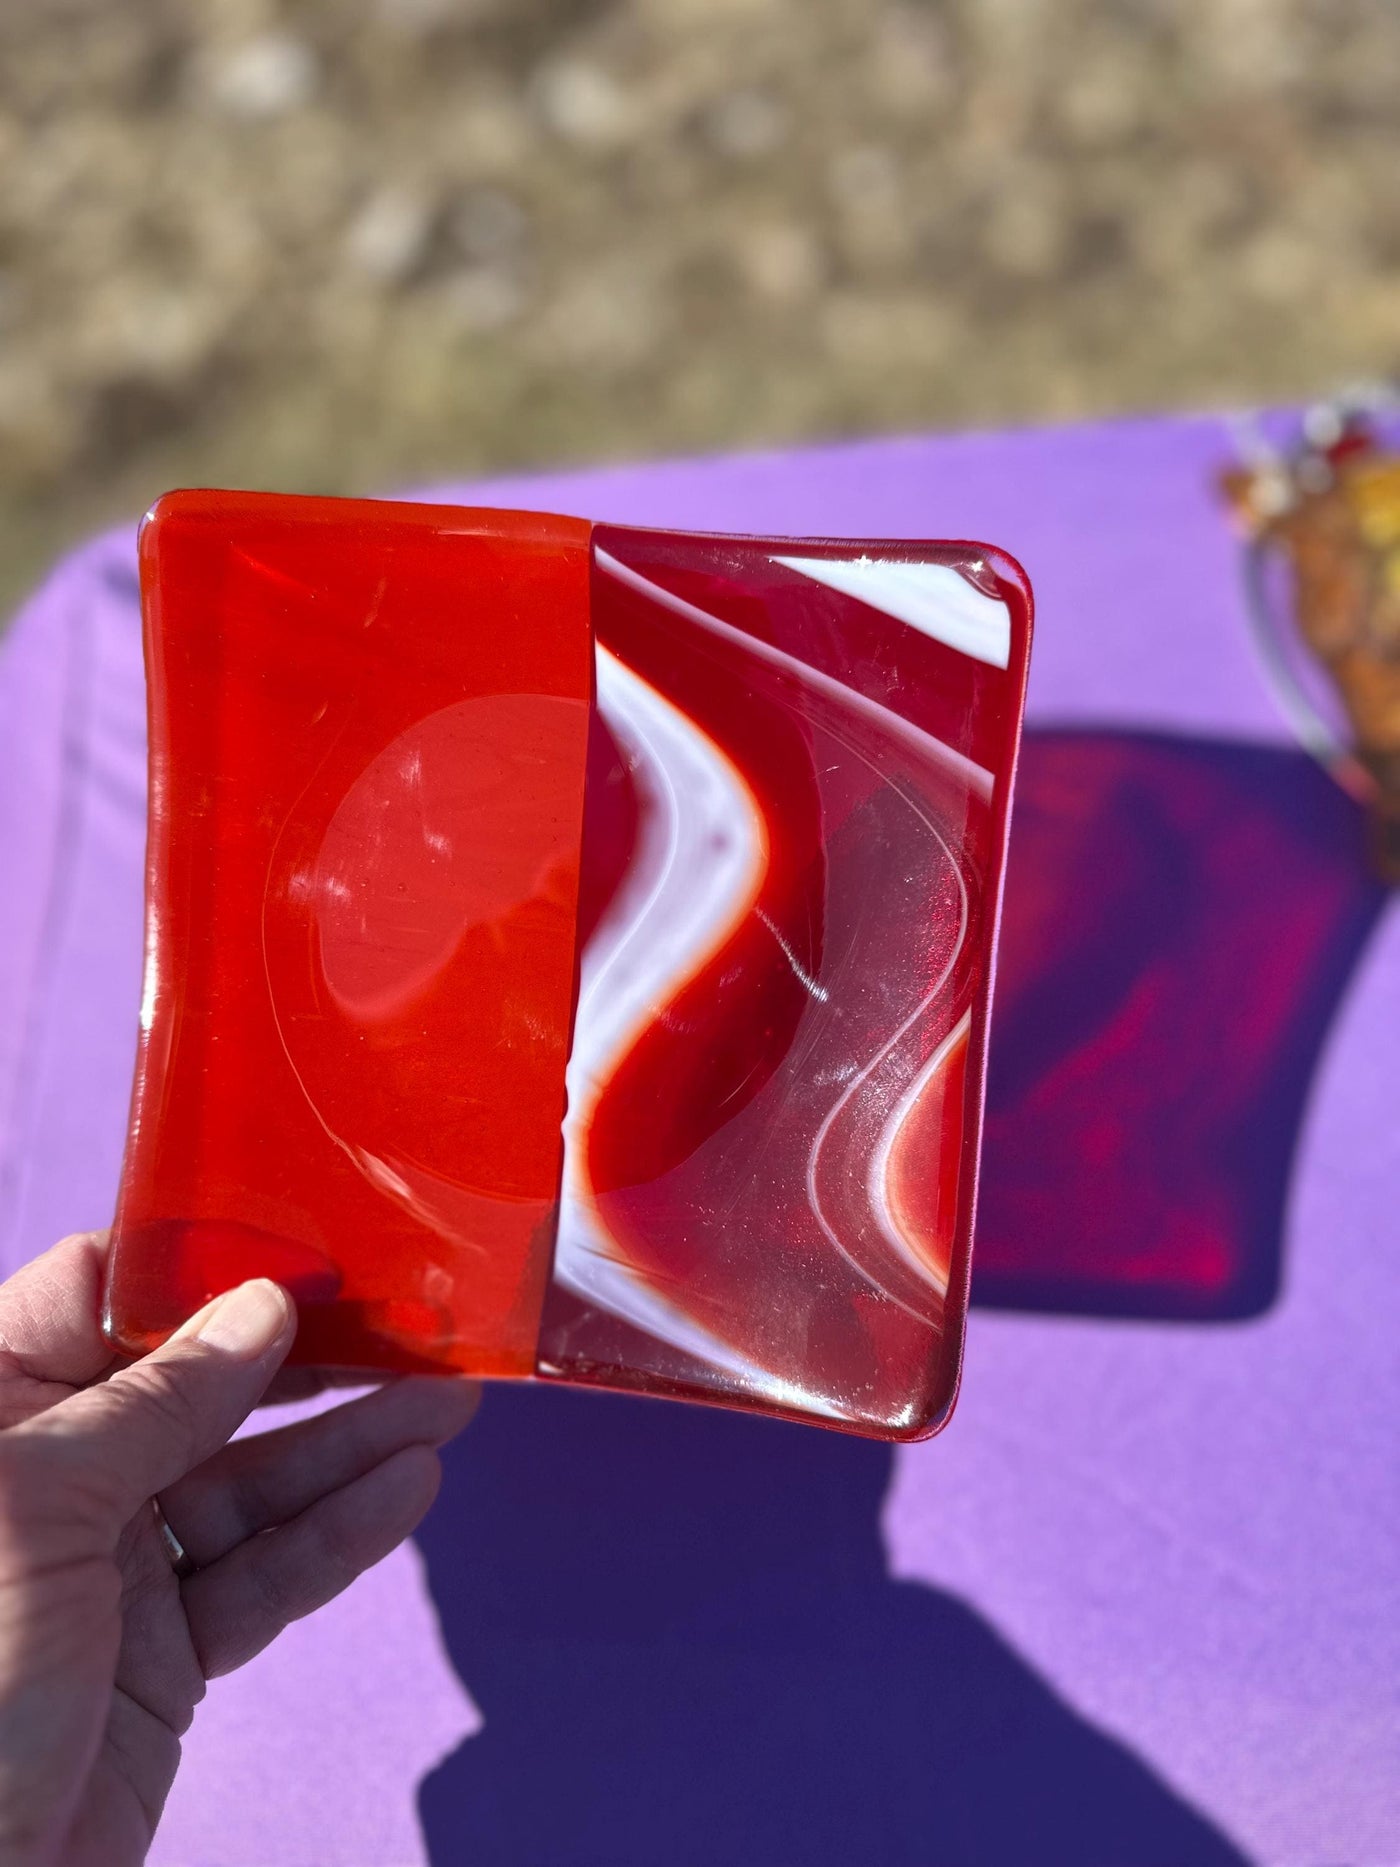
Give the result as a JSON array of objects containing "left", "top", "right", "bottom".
[{"left": 188, "top": 1281, "right": 292, "bottom": 1358}]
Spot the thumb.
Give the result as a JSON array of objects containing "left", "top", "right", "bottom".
[{"left": 20, "top": 1281, "right": 295, "bottom": 1536}]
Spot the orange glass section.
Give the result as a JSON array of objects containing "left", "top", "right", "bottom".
[{"left": 105, "top": 491, "right": 593, "bottom": 1375}]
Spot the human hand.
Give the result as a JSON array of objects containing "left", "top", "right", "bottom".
[{"left": 0, "top": 1232, "right": 479, "bottom": 1866}]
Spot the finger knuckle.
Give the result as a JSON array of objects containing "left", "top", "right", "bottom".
[
  {"left": 250, "top": 1547, "right": 300, "bottom": 1626},
  {"left": 123, "top": 1363, "right": 202, "bottom": 1457},
  {"left": 228, "top": 1461, "right": 278, "bottom": 1541},
  {"left": 306, "top": 1513, "right": 353, "bottom": 1582}
]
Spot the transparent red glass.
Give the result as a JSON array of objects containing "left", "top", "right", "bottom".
[{"left": 105, "top": 491, "right": 1032, "bottom": 1437}]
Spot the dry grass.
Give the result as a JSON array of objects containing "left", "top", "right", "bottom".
[{"left": 3, "top": 0, "right": 1399, "bottom": 610}]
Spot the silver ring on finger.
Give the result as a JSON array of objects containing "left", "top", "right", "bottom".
[{"left": 151, "top": 1497, "right": 197, "bottom": 1579}]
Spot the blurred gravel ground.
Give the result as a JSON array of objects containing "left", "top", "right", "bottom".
[{"left": 2, "top": 0, "right": 1399, "bottom": 611}]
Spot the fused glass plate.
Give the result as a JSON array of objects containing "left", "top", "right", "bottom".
[{"left": 105, "top": 491, "right": 1032, "bottom": 1438}]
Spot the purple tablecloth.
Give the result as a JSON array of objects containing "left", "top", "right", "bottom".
[{"left": 1, "top": 414, "right": 1396, "bottom": 1865}]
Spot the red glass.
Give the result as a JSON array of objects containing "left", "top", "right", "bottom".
[
  {"left": 106, "top": 491, "right": 1031, "bottom": 1437},
  {"left": 107, "top": 492, "right": 594, "bottom": 1377}
]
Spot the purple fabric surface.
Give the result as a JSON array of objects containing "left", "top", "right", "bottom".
[{"left": 0, "top": 412, "right": 1396, "bottom": 1864}]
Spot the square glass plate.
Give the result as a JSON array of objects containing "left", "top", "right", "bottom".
[{"left": 106, "top": 491, "right": 1032, "bottom": 1438}]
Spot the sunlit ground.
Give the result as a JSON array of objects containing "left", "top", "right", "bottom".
[{"left": 2, "top": 0, "right": 1397, "bottom": 614}]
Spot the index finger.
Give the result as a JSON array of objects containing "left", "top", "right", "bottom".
[
  {"left": 260, "top": 1367, "right": 384, "bottom": 1406},
  {"left": 19, "top": 1279, "right": 296, "bottom": 1530},
  {"left": 0, "top": 1231, "right": 118, "bottom": 1389}
]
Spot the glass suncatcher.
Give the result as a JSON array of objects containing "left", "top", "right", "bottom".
[{"left": 105, "top": 492, "right": 1032, "bottom": 1439}]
